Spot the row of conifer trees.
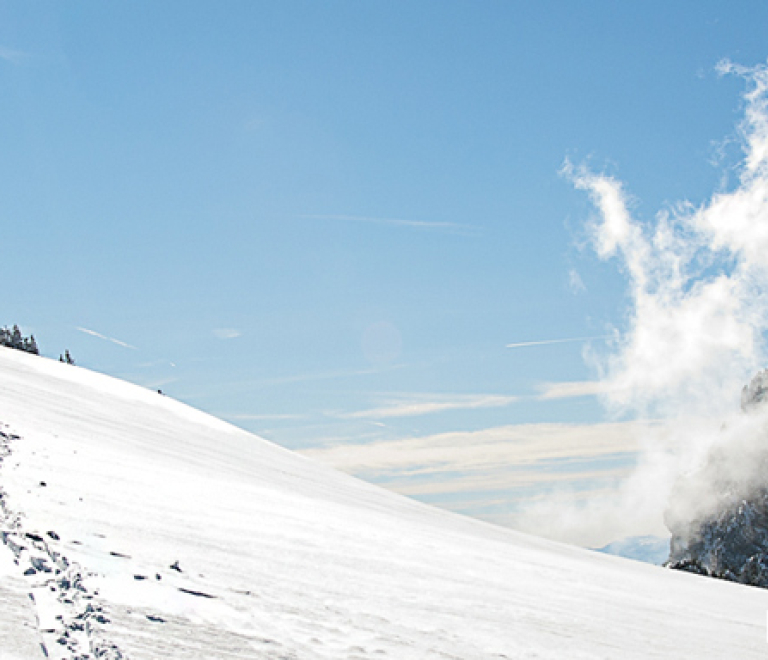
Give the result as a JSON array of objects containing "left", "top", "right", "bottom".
[
  {"left": 1, "top": 325, "right": 74, "bottom": 364},
  {"left": 0, "top": 325, "right": 39, "bottom": 355}
]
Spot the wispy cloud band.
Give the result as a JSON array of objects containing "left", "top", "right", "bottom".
[
  {"left": 213, "top": 328, "right": 241, "bottom": 340},
  {"left": 301, "top": 420, "right": 650, "bottom": 476},
  {"left": 538, "top": 380, "right": 611, "bottom": 400},
  {"left": 340, "top": 393, "right": 519, "bottom": 420},
  {"left": 0, "top": 46, "right": 28, "bottom": 65}
]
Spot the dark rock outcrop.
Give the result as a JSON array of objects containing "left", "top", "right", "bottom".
[
  {"left": 667, "top": 490, "right": 768, "bottom": 586},
  {"left": 742, "top": 369, "right": 768, "bottom": 411},
  {"left": 666, "top": 369, "right": 768, "bottom": 588}
]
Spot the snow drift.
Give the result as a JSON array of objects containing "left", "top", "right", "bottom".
[{"left": 0, "top": 347, "right": 765, "bottom": 659}]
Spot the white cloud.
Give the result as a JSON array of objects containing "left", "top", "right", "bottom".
[
  {"left": 0, "top": 46, "right": 27, "bottom": 65},
  {"left": 538, "top": 380, "right": 610, "bottom": 400},
  {"left": 228, "top": 413, "right": 304, "bottom": 421},
  {"left": 385, "top": 465, "right": 633, "bottom": 499},
  {"left": 301, "top": 420, "right": 657, "bottom": 546},
  {"left": 492, "top": 482, "right": 669, "bottom": 548},
  {"left": 568, "top": 269, "right": 587, "bottom": 294},
  {"left": 566, "top": 66, "right": 768, "bottom": 419},
  {"left": 212, "top": 328, "right": 241, "bottom": 340},
  {"left": 302, "top": 420, "right": 648, "bottom": 476},
  {"left": 548, "top": 61, "right": 768, "bottom": 545},
  {"left": 136, "top": 359, "right": 177, "bottom": 369},
  {"left": 341, "top": 393, "right": 519, "bottom": 420},
  {"left": 255, "top": 364, "right": 404, "bottom": 387}
]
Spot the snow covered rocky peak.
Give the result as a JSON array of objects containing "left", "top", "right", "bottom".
[
  {"left": 667, "top": 491, "right": 768, "bottom": 586},
  {"left": 667, "top": 369, "right": 768, "bottom": 587},
  {"left": 741, "top": 367, "right": 768, "bottom": 412}
]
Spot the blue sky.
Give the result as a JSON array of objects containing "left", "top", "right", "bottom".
[{"left": 3, "top": 1, "right": 768, "bottom": 545}]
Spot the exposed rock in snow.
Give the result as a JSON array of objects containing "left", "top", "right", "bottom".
[
  {"left": 0, "top": 426, "right": 126, "bottom": 659},
  {"left": 667, "top": 490, "right": 768, "bottom": 586},
  {"left": 742, "top": 368, "right": 768, "bottom": 412},
  {"left": 667, "top": 369, "right": 768, "bottom": 587}
]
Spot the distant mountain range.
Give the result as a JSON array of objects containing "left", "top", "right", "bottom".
[{"left": 594, "top": 535, "right": 670, "bottom": 565}]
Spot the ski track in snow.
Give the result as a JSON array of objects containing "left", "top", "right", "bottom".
[{"left": 0, "top": 424, "right": 126, "bottom": 660}]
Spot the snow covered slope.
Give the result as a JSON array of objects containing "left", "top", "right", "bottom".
[{"left": 0, "top": 347, "right": 765, "bottom": 659}]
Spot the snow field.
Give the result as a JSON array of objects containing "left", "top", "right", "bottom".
[{"left": 0, "top": 347, "right": 766, "bottom": 659}]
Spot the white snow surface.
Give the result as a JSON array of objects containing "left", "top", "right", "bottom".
[{"left": 0, "top": 347, "right": 765, "bottom": 659}]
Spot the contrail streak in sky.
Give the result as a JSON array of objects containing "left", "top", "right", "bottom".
[
  {"left": 77, "top": 327, "right": 137, "bottom": 350},
  {"left": 506, "top": 335, "right": 612, "bottom": 349}
]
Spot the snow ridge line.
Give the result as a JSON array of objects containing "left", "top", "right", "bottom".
[{"left": 0, "top": 426, "right": 127, "bottom": 660}]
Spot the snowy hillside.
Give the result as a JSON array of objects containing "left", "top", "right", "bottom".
[{"left": 0, "top": 348, "right": 765, "bottom": 659}]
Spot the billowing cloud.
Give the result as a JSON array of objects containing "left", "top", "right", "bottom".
[
  {"left": 565, "top": 64, "right": 768, "bottom": 419},
  {"left": 529, "top": 60, "right": 768, "bottom": 546}
]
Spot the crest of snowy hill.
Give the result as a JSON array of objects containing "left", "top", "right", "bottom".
[
  {"left": 667, "top": 368, "right": 768, "bottom": 588},
  {"left": 0, "top": 348, "right": 765, "bottom": 659}
]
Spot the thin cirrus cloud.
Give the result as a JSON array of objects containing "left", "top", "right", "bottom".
[
  {"left": 301, "top": 420, "right": 648, "bottom": 476},
  {"left": 342, "top": 382, "right": 612, "bottom": 421},
  {"left": 340, "top": 393, "right": 519, "bottom": 420},
  {"left": 299, "top": 214, "right": 481, "bottom": 236},
  {"left": 301, "top": 419, "right": 657, "bottom": 547},
  {"left": 538, "top": 380, "right": 611, "bottom": 400},
  {"left": 77, "top": 327, "right": 137, "bottom": 350},
  {"left": 0, "top": 46, "right": 28, "bottom": 65},
  {"left": 228, "top": 413, "right": 305, "bottom": 421},
  {"left": 221, "top": 364, "right": 404, "bottom": 390},
  {"left": 568, "top": 269, "right": 587, "bottom": 294},
  {"left": 212, "top": 328, "right": 242, "bottom": 340}
]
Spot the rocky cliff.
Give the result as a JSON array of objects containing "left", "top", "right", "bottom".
[{"left": 666, "top": 370, "right": 768, "bottom": 587}]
